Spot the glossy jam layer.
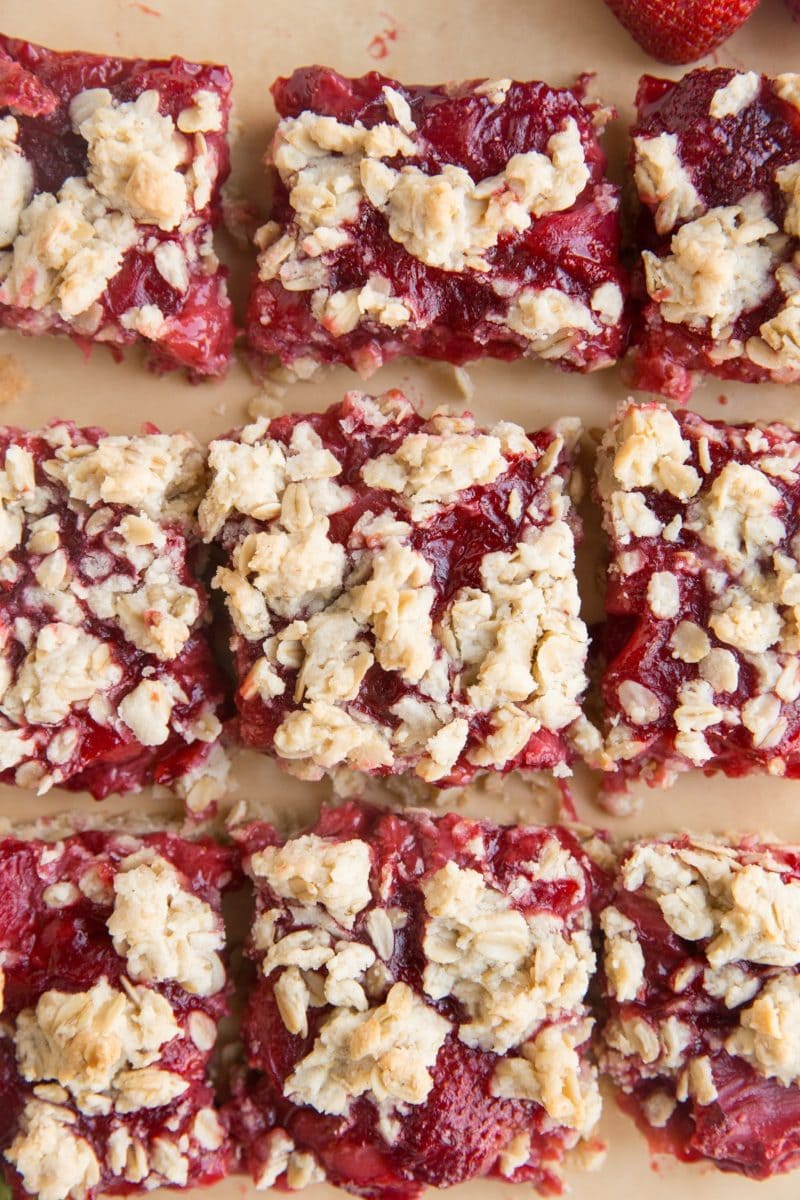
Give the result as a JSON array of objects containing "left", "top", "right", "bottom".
[
  {"left": 247, "top": 66, "right": 628, "bottom": 375},
  {"left": 0, "top": 35, "right": 234, "bottom": 378}
]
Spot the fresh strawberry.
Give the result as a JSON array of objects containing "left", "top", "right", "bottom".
[
  {"left": 603, "top": 0, "right": 760, "bottom": 64},
  {"left": 787, "top": 0, "right": 800, "bottom": 22}
]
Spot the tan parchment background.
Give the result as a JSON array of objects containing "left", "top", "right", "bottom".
[{"left": 1, "top": 0, "right": 799, "bottom": 1194}]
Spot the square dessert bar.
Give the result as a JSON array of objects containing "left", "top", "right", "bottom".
[
  {"left": 200, "top": 389, "right": 595, "bottom": 785},
  {"left": 232, "top": 801, "right": 609, "bottom": 1196},
  {"left": 0, "top": 34, "right": 234, "bottom": 378},
  {"left": 630, "top": 68, "right": 800, "bottom": 401},
  {"left": 0, "top": 421, "right": 227, "bottom": 810},
  {"left": 0, "top": 829, "right": 235, "bottom": 1200},
  {"left": 599, "top": 834, "right": 800, "bottom": 1179},
  {"left": 597, "top": 400, "right": 800, "bottom": 790},
  {"left": 247, "top": 66, "right": 628, "bottom": 377}
]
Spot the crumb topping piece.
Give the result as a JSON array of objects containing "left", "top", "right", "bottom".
[
  {"left": 15, "top": 978, "right": 186, "bottom": 1115},
  {"left": 642, "top": 195, "right": 781, "bottom": 340},
  {"left": 361, "top": 428, "right": 508, "bottom": 512},
  {"left": 7, "top": 1100, "right": 101, "bottom": 1200},
  {"left": 623, "top": 841, "right": 800, "bottom": 966},
  {"left": 708, "top": 72, "right": 761, "bottom": 120},
  {"left": 726, "top": 974, "right": 800, "bottom": 1085},
  {"left": 491, "top": 1019, "right": 600, "bottom": 1135},
  {"left": 600, "top": 906, "right": 645, "bottom": 1002},
  {"left": 633, "top": 132, "right": 703, "bottom": 236},
  {"left": 108, "top": 855, "right": 225, "bottom": 996},
  {"left": 285, "top": 981, "right": 450, "bottom": 1114},
  {"left": 72, "top": 89, "right": 191, "bottom": 231},
  {"left": 47, "top": 431, "right": 204, "bottom": 522},
  {"left": 421, "top": 859, "right": 594, "bottom": 1055},
  {"left": 250, "top": 835, "right": 372, "bottom": 929},
  {"left": 0, "top": 117, "right": 35, "bottom": 247}
]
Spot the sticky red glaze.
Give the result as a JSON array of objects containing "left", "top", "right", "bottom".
[
  {"left": 0, "top": 831, "right": 237, "bottom": 1198},
  {"left": 620, "top": 1053, "right": 800, "bottom": 1180},
  {"left": 0, "top": 423, "right": 227, "bottom": 799},
  {"left": 231, "top": 802, "right": 610, "bottom": 1199},
  {"left": 217, "top": 394, "right": 581, "bottom": 783},
  {"left": 603, "top": 837, "right": 800, "bottom": 1179},
  {"left": 629, "top": 68, "right": 800, "bottom": 401},
  {"left": 247, "top": 66, "right": 628, "bottom": 375},
  {"left": 600, "top": 408, "right": 800, "bottom": 788},
  {"left": 0, "top": 35, "right": 234, "bottom": 379}
]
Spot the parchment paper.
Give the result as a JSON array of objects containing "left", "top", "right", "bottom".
[{"left": 0, "top": 0, "right": 798, "bottom": 1194}]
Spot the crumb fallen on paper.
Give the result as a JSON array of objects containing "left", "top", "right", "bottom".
[
  {"left": 0, "top": 354, "right": 28, "bottom": 405},
  {"left": 451, "top": 364, "right": 475, "bottom": 401},
  {"left": 247, "top": 391, "right": 286, "bottom": 420},
  {"left": 246, "top": 356, "right": 318, "bottom": 419},
  {"left": 222, "top": 183, "right": 261, "bottom": 247}
]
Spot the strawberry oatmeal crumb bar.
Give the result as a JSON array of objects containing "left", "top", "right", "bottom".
[
  {"left": 0, "top": 829, "right": 236, "bottom": 1199},
  {"left": 630, "top": 68, "right": 800, "bottom": 401},
  {"left": 0, "top": 421, "right": 227, "bottom": 809},
  {"left": 231, "top": 801, "right": 609, "bottom": 1197},
  {"left": 600, "top": 833, "right": 800, "bottom": 1178},
  {"left": 247, "top": 66, "right": 628, "bottom": 378},
  {"left": 0, "top": 34, "right": 233, "bottom": 378},
  {"left": 200, "top": 389, "right": 597, "bottom": 785},
  {"left": 597, "top": 400, "right": 800, "bottom": 791}
]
